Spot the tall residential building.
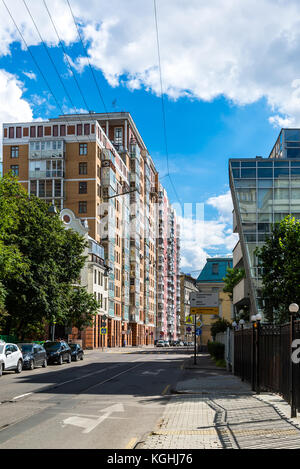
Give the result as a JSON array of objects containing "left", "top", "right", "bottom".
[
  {"left": 196, "top": 258, "right": 233, "bottom": 345},
  {"left": 229, "top": 128, "right": 300, "bottom": 319},
  {"left": 2, "top": 112, "right": 180, "bottom": 347},
  {"left": 156, "top": 184, "right": 181, "bottom": 341}
]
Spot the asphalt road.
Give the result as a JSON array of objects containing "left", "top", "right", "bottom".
[{"left": 0, "top": 347, "right": 192, "bottom": 449}]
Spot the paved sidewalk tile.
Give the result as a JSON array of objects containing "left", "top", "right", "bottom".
[{"left": 140, "top": 354, "right": 300, "bottom": 449}]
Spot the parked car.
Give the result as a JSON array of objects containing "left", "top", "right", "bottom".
[
  {"left": 188, "top": 341, "right": 194, "bottom": 346},
  {"left": 69, "top": 343, "right": 84, "bottom": 361},
  {"left": 178, "top": 341, "right": 184, "bottom": 346},
  {"left": 43, "top": 341, "right": 72, "bottom": 365},
  {"left": 0, "top": 341, "right": 23, "bottom": 376},
  {"left": 156, "top": 339, "right": 165, "bottom": 347},
  {"left": 17, "top": 343, "right": 47, "bottom": 370},
  {"left": 164, "top": 340, "right": 170, "bottom": 347}
]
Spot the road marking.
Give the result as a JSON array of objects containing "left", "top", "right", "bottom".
[
  {"left": 13, "top": 393, "right": 32, "bottom": 401},
  {"left": 142, "top": 369, "right": 164, "bottom": 376},
  {"left": 161, "top": 384, "right": 170, "bottom": 395},
  {"left": 125, "top": 437, "right": 137, "bottom": 449},
  {"left": 63, "top": 403, "right": 124, "bottom": 434}
]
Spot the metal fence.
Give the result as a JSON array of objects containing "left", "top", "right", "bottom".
[{"left": 234, "top": 319, "right": 300, "bottom": 416}]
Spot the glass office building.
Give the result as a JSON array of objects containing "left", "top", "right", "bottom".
[{"left": 229, "top": 129, "right": 300, "bottom": 318}]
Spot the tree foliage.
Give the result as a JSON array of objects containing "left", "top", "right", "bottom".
[
  {"left": 0, "top": 174, "right": 99, "bottom": 339},
  {"left": 223, "top": 267, "right": 245, "bottom": 299},
  {"left": 210, "top": 318, "right": 232, "bottom": 340},
  {"left": 255, "top": 215, "right": 300, "bottom": 324}
]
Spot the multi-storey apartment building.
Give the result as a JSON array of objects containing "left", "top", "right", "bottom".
[
  {"left": 229, "top": 128, "right": 300, "bottom": 319},
  {"left": 2, "top": 112, "right": 178, "bottom": 347},
  {"left": 59, "top": 208, "right": 108, "bottom": 349},
  {"left": 156, "top": 184, "right": 180, "bottom": 341}
]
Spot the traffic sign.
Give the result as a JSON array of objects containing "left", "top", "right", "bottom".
[
  {"left": 197, "top": 320, "right": 203, "bottom": 327},
  {"left": 190, "top": 307, "right": 219, "bottom": 315},
  {"left": 185, "top": 316, "right": 193, "bottom": 324},
  {"left": 190, "top": 292, "right": 218, "bottom": 307},
  {"left": 100, "top": 328, "right": 107, "bottom": 335},
  {"left": 186, "top": 326, "right": 192, "bottom": 333},
  {"left": 196, "top": 328, "right": 202, "bottom": 336}
]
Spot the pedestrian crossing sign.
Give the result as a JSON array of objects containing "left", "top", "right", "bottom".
[
  {"left": 100, "top": 328, "right": 107, "bottom": 335},
  {"left": 185, "top": 316, "right": 193, "bottom": 325}
]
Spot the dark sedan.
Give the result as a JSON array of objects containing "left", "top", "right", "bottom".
[
  {"left": 69, "top": 343, "right": 84, "bottom": 361},
  {"left": 43, "top": 341, "right": 72, "bottom": 365},
  {"left": 18, "top": 343, "right": 47, "bottom": 370}
]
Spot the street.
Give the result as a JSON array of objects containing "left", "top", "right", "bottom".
[{"left": 0, "top": 347, "right": 190, "bottom": 449}]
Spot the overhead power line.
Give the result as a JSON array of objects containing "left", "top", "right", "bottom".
[
  {"left": 66, "top": 0, "right": 110, "bottom": 120},
  {"left": 22, "top": 0, "right": 94, "bottom": 145},
  {"left": 153, "top": 0, "right": 182, "bottom": 207}
]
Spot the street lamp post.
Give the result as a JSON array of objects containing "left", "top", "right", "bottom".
[
  {"left": 255, "top": 313, "right": 262, "bottom": 394},
  {"left": 289, "top": 303, "right": 299, "bottom": 418},
  {"left": 48, "top": 204, "right": 57, "bottom": 340},
  {"left": 239, "top": 319, "right": 245, "bottom": 382}
]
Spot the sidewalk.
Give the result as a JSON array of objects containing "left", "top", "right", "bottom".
[{"left": 140, "top": 354, "right": 300, "bottom": 449}]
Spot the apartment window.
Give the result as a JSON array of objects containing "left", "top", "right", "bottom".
[
  {"left": 53, "top": 125, "right": 58, "bottom": 137},
  {"left": 9, "top": 127, "right": 14, "bottom": 138},
  {"left": 60, "top": 125, "right": 66, "bottom": 136},
  {"left": 10, "top": 146, "right": 19, "bottom": 158},
  {"left": 30, "top": 126, "right": 36, "bottom": 138},
  {"left": 114, "top": 127, "right": 123, "bottom": 145},
  {"left": 16, "top": 127, "right": 22, "bottom": 138},
  {"left": 37, "top": 126, "right": 43, "bottom": 137},
  {"left": 97, "top": 183, "right": 101, "bottom": 197},
  {"left": 79, "top": 181, "right": 87, "bottom": 194},
  {"left": 78, "top": 201, "right": 87, "bottom": 213},
  {"left": 54, "top": 180, "right": 61, "bottom": 197},
  {"left": 212, "top": 263, "right": 219, "bottom": 275},
  {"left": 84, "top": 123, "right": 90, "bottom": 135},
  {"left": 79, "top": 162, "right": 87, "bottom": 175},
  {"left": 79, "top": 143, "right": 87, "bottom": 155},
  {"left": 77, "top": 124, "right": 82, "bottom": 136},
  {"left": 94, "top": 270, "right": 97, "bottom": 284},
  {"left": 97, "top": 165, "right": 100, "bottom": 179},
  {"left": 10, "top": 165, "right": 19, "bottom": 176}
]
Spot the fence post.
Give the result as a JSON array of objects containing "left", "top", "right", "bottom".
[
  {"left": 241, "top": 323, "right": 244, "bottom": 382},
  {"left": 290, "top": 313, "right": 296, "bottom": 418}
]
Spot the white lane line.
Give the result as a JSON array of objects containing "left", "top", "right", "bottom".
[{"left": 13, "top": 393, "right": 32, "bottom": 400}]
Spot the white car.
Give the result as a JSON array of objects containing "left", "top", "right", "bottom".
[{"left": 0, "top": 342, "right": 23, "bottom": 376}]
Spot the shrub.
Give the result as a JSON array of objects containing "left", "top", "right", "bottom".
[{"left": 207, "top": 341, "right": 225, "bottom": 361}]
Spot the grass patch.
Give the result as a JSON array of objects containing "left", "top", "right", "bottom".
[{"left": 215, "top": 359, "right": 226, "bottom": 368}]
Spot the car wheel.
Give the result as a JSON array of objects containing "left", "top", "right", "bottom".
[
  {"left": 15, "top": 360, "right": 23, "bottom": 374},
  {"left": 67, "top": 354, "right": 71, "bottom": 363},
  {"left": 29, "top": 360, "right": 34, "bottom": 371},
  {"left": 58, "top": 355, "right": 63, "bottom": 365},
  {"left": 74, "top": 354, "right": 79, "bottom": 362},
  {"left": 80, "top": 354, "right": 83, "bottom": 361},
  {"left": 42, "top": 359, "right": 47, "bottom": 368}
]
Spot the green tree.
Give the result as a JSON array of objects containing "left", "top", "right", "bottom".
[
  {"left": 210, "top": 318, "right": 232, "bottom": 340},
  {"left": 255, "top": 215, "right": 300, "bottom": 323},
  {"left": 223, "top": 267, "right": 245, "bottom": 300},
  {"left": 0, "top": 174, "right": 97, "bottom": 339}
]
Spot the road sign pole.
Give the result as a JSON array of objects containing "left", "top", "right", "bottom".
[{"left": 194, "top": 314, "right": 197, "bottom": 365}]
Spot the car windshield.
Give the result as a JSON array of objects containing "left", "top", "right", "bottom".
[
  {"left": 69, "top": 344, "right": 77, "bottom": 350},
  {"left": 43, "top": 342, "right": 60, "bottom": 351},
  {"left": 19, "top": 344, "right": 33, "bottom": 353}
]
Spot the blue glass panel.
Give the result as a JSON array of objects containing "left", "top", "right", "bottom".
[
  {"left": 287, "top": 148, "right": 300, "bottom": 158},
  {"left": 241, "top": 161, "right": 256, "bottom": 167},
  {"left": 232, "top": 169, "right": 240, "bottom": 178},
  {"left": 274, "top": 160, "right": 289, "bottom": 166},
  {"left": 258, "top": 168, "right": 272, "bottom": 178},
  {"left": 291, "top": 161, "right": 300, "bottom": 166},
  {"left": 285, "top": 129, "right": 300, "bottom": 141},
  {"left": 274, "top": 168, "right": 289, "bottom": 177},
  {"left": 245, "top": 234, "right": 256, "bottom": 242},
  {"left": 257, "top": 161, "right": 273, "bottom": 167},
  {"left": 258, "top": 223, "right": 271, "bottom": 232},
  {"left": 258, "top": 179, "right": 272, "bottom": 188},
  {"left": 234, "top": 179, "right": 256, "bottom": 188},
  {"left": 291, "top": 168, "right": 300, "bottom": 175},
  {"left": 230, "top": 161, "right": 240, "bottom": 167},
  {"left": 286, "top": 142, "right": 300, "bottom": 147},
  {"left": 241, "top": 168, "right": 256, "bottom": 178}
]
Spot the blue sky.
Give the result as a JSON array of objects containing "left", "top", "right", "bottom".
[{"left": 0, "top": 0, "right": 299, "bottom": 274}]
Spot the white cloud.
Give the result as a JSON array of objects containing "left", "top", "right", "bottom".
[
  {"left": 23, "top": 71, "right": 36, "bottom": 80},
  {"left": 0, "top": 69, "right": 33, "bottom": 157},
  {"left": 2, "top": 1, "right": 300, "bottom": 124},
  {"left": 178, "top": 192, "right": 238, "bottom": 273}
]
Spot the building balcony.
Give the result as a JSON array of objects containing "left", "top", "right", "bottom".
[
  {"left": 233, "top": 241, "right": 243, "bottom": 268},
  {"left": 233, "top": 277, "right": 248, "bottom": 305}
]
